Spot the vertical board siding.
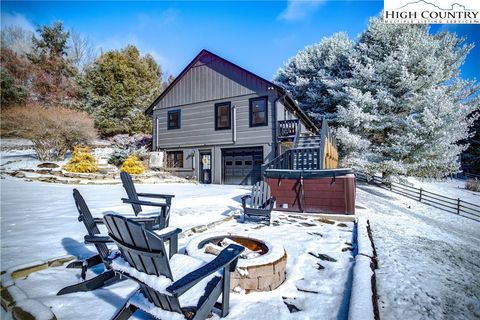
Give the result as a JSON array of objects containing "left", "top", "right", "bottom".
[{"left": 154, "top": 54, "right": 268, "bottom": 109}]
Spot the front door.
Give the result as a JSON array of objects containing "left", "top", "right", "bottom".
[{"left": 199, "top": 151, "right": 212, "bottom": 184}]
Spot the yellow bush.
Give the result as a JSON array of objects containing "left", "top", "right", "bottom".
[
  {"left": 63, "top": 146, "right": 99, "bottom": 173},
  {"left": 120, "top": 155, "right": 145, "bottom": 174}
]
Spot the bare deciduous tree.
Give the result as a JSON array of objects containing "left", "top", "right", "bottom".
[{"left": 67, "top": 30, "right": 97, "bottom": 71}]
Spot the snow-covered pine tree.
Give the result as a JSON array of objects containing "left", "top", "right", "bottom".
[
  {"left": 276, "top": 17, "right": 479, "bottom": 179},
  {"left": 336, "top": 19, "right": 479, "bottom": 179},
  {"left": 273, "top": 33, "right": 353, "bottom": 122}
]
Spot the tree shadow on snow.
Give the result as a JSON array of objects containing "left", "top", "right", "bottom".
[{"left": 61, "top": 237, "right": 99, "bottom": 260}]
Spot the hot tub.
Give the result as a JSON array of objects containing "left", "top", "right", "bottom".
[{"left": 264, "top": 168, "right": 356, "bottom": 214}]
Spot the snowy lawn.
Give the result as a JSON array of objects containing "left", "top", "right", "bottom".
[
  {"left": 1, "top": 178, "right": 355, "bottom": 319},
  {"left": 1, "top": 177, "right": 248, "bottom": 270},
  {"left": 356, "top": 183, "right": 480, "bottom": 320}
]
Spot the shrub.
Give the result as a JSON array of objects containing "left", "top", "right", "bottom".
[
  {"left": 63, "top": 146, "right": 98, "bottom": 173},
  {"left": 1, "top": 105, "right": 97, "bottom": 160},
  {"left": 108, "top": 148, "right": 130, "bottom": 167},
  {"left": 465, "top": 179, "right": 480, "bottom": 192},
  {"left": 120, "top": 155, "right": 145, "bottom": 174}
]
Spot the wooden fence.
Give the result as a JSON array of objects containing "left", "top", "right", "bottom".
[{"left": 356, "top": 172, "right": 480, "bottom": 222}]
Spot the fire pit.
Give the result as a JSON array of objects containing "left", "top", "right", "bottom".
[{"left": 186, "top": 233, "right": 287, "bottom": 293}]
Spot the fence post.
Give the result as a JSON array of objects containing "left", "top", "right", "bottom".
[
  {"left": 419, "top": 188, "right": 422, "bottom": 202},
  {"left": 457, "top": 198, "right": 460, "bottom": 215}
]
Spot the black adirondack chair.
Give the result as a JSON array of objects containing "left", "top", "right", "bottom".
[
  {"left": 103, "top": 213, "right": 244, "bottom": 320},
  {"left": 57, "top": 189, "right": 181, "bottom": 296},
  {"left": 241, "top": 181, "right": 276, "bottom": 224},
  {"left": 120, "top": 171, "right": 175, "bottom": 229}
]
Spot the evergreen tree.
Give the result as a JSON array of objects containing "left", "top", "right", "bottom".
[
  {"left": 27, "top": 21, "right": 79, "bottom": 108},
  {"left": 336, "top": 20, "right": 479, "bottom": 178},
  {"left": 81, "top": 45, "right": 163, "bottom": 136},
  {"left": 274, "top": 33, "right": 353, "bottom": 122},
  {"left": 275, "top": 18, "right": 479, "bottom": 179}
]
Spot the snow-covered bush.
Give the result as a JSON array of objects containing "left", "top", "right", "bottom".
[
  {"left": 1, "top": 105, "right": 97, "bottom": 161},
  {"left": 110, "top": 133, "right": 152, "bottom": 150},
  {"left": 120, "top": 155, "right": 144, "bottom": 174},
  {"left": 108, "top": 148, "right": 130, "bottom": 167},
  {"left": 465, "top": 179, "right": 480, "bottom": 192},
  {"left": 63, "top": 146, "right": 98, "bottom": 173},
  {"left": 108, "top": 134, "right": 151, "bottom": 167}
]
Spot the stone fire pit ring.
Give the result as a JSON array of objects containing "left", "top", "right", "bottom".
[{"left": 185, "top": 232, "right": 287, "bottom": 293}]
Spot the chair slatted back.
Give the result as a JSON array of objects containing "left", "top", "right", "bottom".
[
  {"left": 72, "top": 189, "right": 110, "bottom": 260},
  {"left": 120, "top": 172, "right": 142, "bottom": 215},
  {"left": 251, "top": 181, "right": 271, "bottom": 209},
  {"left": 103, "top": 214, "right": 182, "bottom": 314}
]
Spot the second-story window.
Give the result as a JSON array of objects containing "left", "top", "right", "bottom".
[
  {"left": 168, "top": 109, "right": 181, "bottom": 130},
  {"left": 249, "top": 96, "right": 268, "bottom": 127},
  {"left": 215, "top": 102, "right": 231, "bottom": 130}
]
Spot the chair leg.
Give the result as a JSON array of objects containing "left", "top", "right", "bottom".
[
  {"left": 192, "top": 277, "right": 223, "bottom": 320},
  {"left": 57, "top": 270, "right": 120, "bottom": 295},
  {"left": 111, "top": 301, "right": 138, "bottom": 320}
]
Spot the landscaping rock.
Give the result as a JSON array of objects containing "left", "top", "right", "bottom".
[
  {"left": 13, "top": 171, "right": 26, "bottom": 178},
  {"left": 337, "top": 223, "right": 348, "bottom": 228},
  {"left": 12, "top": 299, "right": 57, "bottom": 320},
  {"left": 35, "top": 170, "right": 51, "bottom": 175},
  {"left": 282, "top": 297, "right": 301, "bottom": 313},
  {"left": 37, "top": 163, "right": 59, "bottom": 169},
  {"left": 316, "top": 218, "right": 335, "bottom": 225},
  {"left": 192, "top": 225, "right": 207, "bottom": 233},
  {"left": 299, "top": 222, "right": 316, "bottom": 227},
  {"left": 308, "top": 252, "right": 337, "bottom": 262}
]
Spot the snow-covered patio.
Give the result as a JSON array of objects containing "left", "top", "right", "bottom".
[{"left": 1, "top": 178, "right": 356, "bottom": 319}]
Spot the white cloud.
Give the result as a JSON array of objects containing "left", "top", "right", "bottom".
[
  {"left": 1, "top": 12, "right": 35, "bottom": 31},
  {"left": 278, "top": 0, "right": 325, "bottom": 22}
]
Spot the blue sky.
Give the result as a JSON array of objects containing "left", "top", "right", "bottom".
[{"left": 1, "top": 1, "right": 479, "bottom": 81}]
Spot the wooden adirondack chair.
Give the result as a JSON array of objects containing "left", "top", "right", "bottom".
[
  {"left": 57, "top": 189, "right": 181, "bottom": 296},
  {"left": 120, "top": 171, "right": 175, "bottom": 229},
  {"left": 241, "top": 181, "right": 276, "bottom": 224},
  {"left": 103, "top": 213, "right": 244, "bottom": 320}
]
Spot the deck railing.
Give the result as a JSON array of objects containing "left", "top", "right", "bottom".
[
  {"left": 263, "top": 147, "right": 321, "bottom": 171},
  {"left": 277, "top": 119, "right": 299, "bottom": 139}
]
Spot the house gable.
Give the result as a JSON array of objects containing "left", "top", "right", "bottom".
[{"left": 148, "top": 50, "right": 274, "bottom": 112}]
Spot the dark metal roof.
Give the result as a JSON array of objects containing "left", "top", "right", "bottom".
[{"left": 145, "top": 49, "right": 318, "bottom": 133}]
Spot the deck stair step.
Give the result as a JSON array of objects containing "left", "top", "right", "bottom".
[{"left": 296, "top": 135, "right": 322, "bottom": 148}]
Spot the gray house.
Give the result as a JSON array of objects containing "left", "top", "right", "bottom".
[{"left": 146, "top": 49, "right": 318, "bottom": 185}]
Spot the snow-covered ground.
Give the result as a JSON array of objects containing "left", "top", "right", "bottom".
[
  {"left": 0, "top": 177, "right": 248, "bottom": 271},
  {"left": 356, "top": 183, "right": 480, "bottom": 320},
  {"left": 1, "top": 177, "right": 355, "bottom": 320}
]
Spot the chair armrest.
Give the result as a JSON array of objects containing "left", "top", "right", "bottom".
[
  {"left": 137, "top": 193, "right": 175, "bottom": 199},
  {"left": 154, "top": 227, "right": 182, "bottom": 240},
  {"left": 93, "top": 217, "right": 105, "bottom": 224},
  {"left": 265, "top": 197, "right": 276, "bottom": 210},
  {"left": 167, "top": 244, "right": 244, "bottom": 297},
  {"left": 240, "top": 194, "right": 251, "bottom": 201},
  {"left": 154, "top": 227, "right": 182, "bottom": 257},
  {"left": 241, "top": 194, "right": 251, "bottom": 208},
  {"left": 121, "top": 198, "right": 167, "bottom": 208},
  {"left": 84, "top": 235, "right": 112, "bottom": 244}
]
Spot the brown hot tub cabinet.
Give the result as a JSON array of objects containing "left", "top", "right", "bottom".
[{"left": 264, "top": 168, "right": 356, "bottom": 214}]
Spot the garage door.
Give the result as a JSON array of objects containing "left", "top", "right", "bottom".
[{"left": 223, "top": 147, "right": 263, "bottom": 185}]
